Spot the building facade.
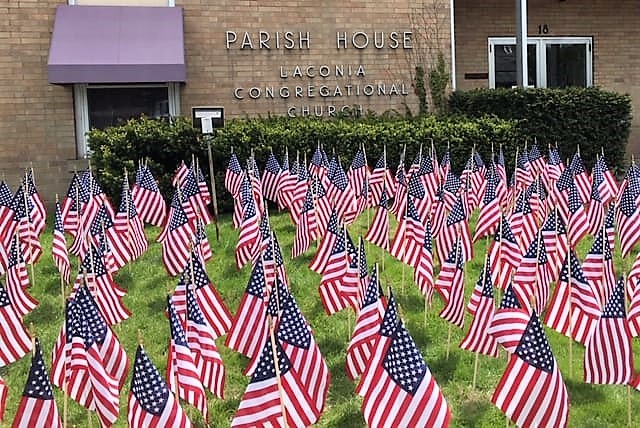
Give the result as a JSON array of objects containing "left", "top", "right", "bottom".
[{"left": 0, "top": 0, "right": 637, "bottom": 201}]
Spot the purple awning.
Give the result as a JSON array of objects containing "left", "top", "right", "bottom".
[{"left": 48, "top": 5, "right": 186, "bottom": 84}]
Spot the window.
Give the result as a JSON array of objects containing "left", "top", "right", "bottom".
[
  {"left": 73, "top": 83, "right": 180, "bottom": 158},
  {"left": 488, "top": 37, "right": 592, "bottom": 89}
]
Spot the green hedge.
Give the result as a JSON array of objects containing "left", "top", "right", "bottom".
[
  {"left": 88, "top": 115, "right": 522, "bottom": 212},
  {"left": 448, "top": 87, "right": 632, "bottom": 175},
  {"left": 87, "top": 117, "right": 207, "bottom": 205}
]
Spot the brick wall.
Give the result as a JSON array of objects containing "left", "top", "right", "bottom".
[
  {"left": 454, "top": 0, "right": 640, "bottom": 154},
  {"left": 0, "top": 0, "right": 77, "bottom": 204},
  {"left": 178, "top": 0, "right": 450, "bottom": 120}
]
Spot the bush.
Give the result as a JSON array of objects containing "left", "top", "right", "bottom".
[
  {"left": 448, "top": 87, "right": 632, "bottom": 175},
  {"left": 212, "top": 115, "right": 522, "bottom": 210},
  {"left": 87, "top": 116, "right": 205, "bottom": 205},
  {"left": 88, "top": 115, "right": 521, "bottom": 212}
]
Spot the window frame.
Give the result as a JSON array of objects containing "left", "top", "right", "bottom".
[
  {"left": 73, "top": 83, "right": 181, "bottom": 158},
  {"left": 488, "top": 36, "right": 593, "bottom": 89}
]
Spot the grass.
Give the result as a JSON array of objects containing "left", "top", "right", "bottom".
[{"left": 1, "top": 209, "right": 639, "bottom": 427}]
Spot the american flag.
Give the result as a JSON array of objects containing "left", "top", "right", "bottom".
[
  {"left": 309, "top": 145, "right": 327, "bottom": 179},
  {"left": 553, "top": 166, "right": 573, "bottom": 221},
  {"left": 346, "top": 265, "right": 385, "bottom": 380},
  {"left": 64, "top": 300, "right": 120, "bottom": 427},
  {"left": 369, "top": 153, "right": 395, "bottom": 207},
  {"left": 232, "top": 332, "right": 320, "bottom": 427},
  {"left": 488, "top": 214, "right": 522, "bottom": 290},
  {"left": 128, "top": 345, "right": 192, "bottom": 428},
  {"left": 185, "top": 286, "right": 226, "bottom": 399},
  {"left": 160, "top": 191, "right": 195, "bottom": 276},
  {"left": 347, "top": 147, "right": 368, "bottom": 200},
  {"left": 540, "top": 209, "right": 569, "bottom": 282},
  {"left": 417, "top": 154, "right": 441, "bottom": 198},
  {"left": 235, "top": 185, "right": 261, "bottom": 270},
  {"left": 364, "top": 188, "right": 390, "bottom": 251},
  {"left": 544, "top": 249, "right": 601, "bottom": 346},
  {"left": 459, "top": 256, "right": 499, "bottom": 357},
  {"left": 441, "top": 170, "right": 462, "bottom": 212},
  {"left": 328, "top": 157, "right": 356, "bottom": 223},
  {"left": 586, "top": 166, "right": 605, "bottom": 237},
  {"left": 407, "top": 172, "right": 429, "bottom": 221},
  {"left": 356, "top": 292, "right": 451, "bottom": 427},
  {"left": 570, "top": 152, "right": 591, "bottom": 203},
  {"left": 131, "top": 164, "right": 167, "bottom": 227},
  {"left": 11, "top": 186, "right": 43, "bottom": 265},
  {"left": 311, "top": 176, "right": 332, "bottom": 236},
  {"left": 167, "top": 296, "right": 208, "bottom": 421},
  {"left": 596, "top": 155, "right": 618, "bottom": 203},
  {"left": 437, "top": 196, "right": 473, "bottom": 263},
  {"left": 74, "top": 243, "right": 131, "bottom": 326},
  {"left": 488, "top": 284, "right": 529, "bottom": 354},
  {"left": 172, "top": 161, "right": 189, "bottom": 188},
  {"left": 308, "top": 208, "right": 339, "bottom": 274},
  {"left": 262, "top": 152, "right": 283, "bottom": 202},
  {"left": 491, "top": 311, "right": 569, "bottom": 427},
  {"left": 225, "top": 152, "right": 244, "bottom": 198},
  {"left": 473, "top": 173, "right": 501, "bottom": 242},
  {"left": 23, "top": 169, "right": 46, "bottom": 237},
  {"left": 582, "top": 230, "right": 616, "bottom": 309},
  {"left": 318, "top": 227, "right": 354, "bottom": 315},
  {"left": 528, "top": 143, "right": 546, "bottom": 175},
  {"left": 546, "top": 145, "right": 565, "bottom": 183},
  {"left": 584, "top": 278, "right": 634, "bottom": 385},
  {"left": 51, "top": 201, "right": 71, "bottom": 284},
  {"left": 390, "top": 197, "right": 425, "bottom": 268},
  {"left": 277, "top": 152, "right": 297, "bottom": 212},
  {"left": 414, "top": 220, "right": 435, "bottom": 303},
  {"left": 115, "top": 174, "right": 149, "bottom": 264},
  {"left": 617, "top": 167, "right": 640, "bottom": 257},
  {"left": 509, "top": 188, "right": 537, "bottom": 253},
  {"left": 292, "top": 186, "right": 317, "bottom": 258},
  {"left": 629, "top": 276, "right": 640, "bottom": 337},
  {"left": 277, "top": 290, "right": 330, "bottom": 414},
  {"left": 173, "top": 253, "right": 232, "bottom": 339},
  {"left": 566, "top": 182, "right": 590, "bottom": 248},
  {"left": 356, "top": 237, "right": 370, "bottom": 301},
  {"left": 430, "top": 187, "right": 447, "bottom": 238},
  {"left": 12, "top": 338, "right": 62, "bottom": 428},
  {"left": 440, "top": 148, "right": 451, "bottom": 182},
  {"left": 193, "top": 217, "right": 212, "bottom": 263},
  {"left": 0, "top": 375, "right": 6, "bottom": 422},
  {"left": 513, "top": 234, "right": 552, "bottom": 314},
  {"left": 514, "top": 149, "right": 534, "bottom": 191},
  {"left": 60, "top": 173, "right": 85, "bottom": 237},
  {"left": 225, "top": 258, "right": 268, "bottom": 359},
  {"left": 181, "top": 168, "right": 213, "bottom": 225},
  {"left": 435, "top": 241, "right": 466, "bottom": 328},
  {"left": 6, "top": 236, "right": 38, "bottom": 319},
  {"left": 0, "top": 284, "right": 32, "bottom": 366},
  {"left": 0, "top": 181, "right": 16, "bottom": 248}
]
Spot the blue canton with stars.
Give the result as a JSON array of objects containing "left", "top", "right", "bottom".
[
  {"left": 267, "top": 278, "right": 290, "bottom": 318},
  {"left": 0, "top": 284, "right": 11, "bottom": 307},
  {"left": 363, "top": 267, "right": 380, "bottom": 307},
  {"left": 358, "top": 238, "right": 368, "bottom": 280},
  {"left": 179, "top": 254, "right": 210, "bottom": 291},
  {"left": 54, "top": 202, "right": 65, "bottom": 232},
  {"left": 0, "top": 181, "right": 12, "bottom": 207},
  {"left": 478, "top": 264, "right": 494, "bottom": 299},
  {"left": 22, "top": 338, "right": 55, "bottom": 400},
  {"left": 602, "top": 277, "right": 626, "bottom": 319},
  {"left": 251, "top": 337, "right": 291, "bottom": 383},
  {"left": 265, "top": 153, "right": 282, "bottom": 175},
  {"left": 407, "top": 174, "right": 425, "bottom": 199},
  {"left": 187, "top": 287, "right": 207, "bottom": 326},
  {"left": 515, "top": 312, "right": 554, "bottom": 374},
  {"left": 446, "top": 197, "right": 467, "bottom": 227},
  {"left": 131, "top": 345, "right": 171, "bottom": 416},
  {"left": 228, "top": 153, "right": 242, "bottom": 175},
  {"left": 90, "top": 204, "right": 114, "bottom": 236},
  {"left": 548, "top": 147, "right": 561, "bottom": 166},
  {"left": 523, "top": 235, "right": 548, "bottom": 265},
  {"left": 560, "top": 250, "right": 589, "bottom": 286},
  {"left": 167, "top": 296, "right": 188, "bottom": 347},
  {"left": 79, "top": 243, "right": 107, "bottom": 277},
  {"left": 138, "top": 167, "right": 160, "bottom": 192},
  {"left": 382, "top": 320, "right": 427, "bottom": 396},
  {"left": 570, "top": 153, "right": 587, "bottom": 176},
  {"left": 245, "top": 259, "right": 266, "bottom": 298},
  {"left": 168, "top": 191, "right": 189, "bottom": 231},
  {"left": 379, "top": 292, "right": 400, "bottom": 337},
  {"left": 350, "top": 149, "right": 366, "bottom": 171},
  {"left": 277, "top": 295, "right": 311, "bottom": 349},
  {"left": 499, "top": 285, "right": 523, "bottom": 309},
  {"left": 75, "top": 286, "right": 108, "bottom": 344}
]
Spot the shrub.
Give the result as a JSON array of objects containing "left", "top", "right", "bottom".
[
  {"left": 448, "top": 87, "right": 632, "bottom": 175},
  {"left": 87, "top": 116, "right": 205, "bottom": 205}
]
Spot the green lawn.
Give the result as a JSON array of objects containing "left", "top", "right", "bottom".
[{"left": 2, "top": 210, "right": 639, "bottom": 427}]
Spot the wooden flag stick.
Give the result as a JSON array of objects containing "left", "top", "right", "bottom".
[
  {"left": 473, "top": 251, "right": 490, "bottom": 389},
  {"left": 344, "top": 226, "right": 351, "bottom": 337},
  {"left": 567, "top": 248, "right": 573, "bottom": 379},
  {"left": 206, "top": 137, "right": 220, "bottom": 241},
  {"left": 269, "top": 316, "right": 289, "bottom": 428}
]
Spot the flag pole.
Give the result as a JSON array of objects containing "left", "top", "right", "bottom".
[
  {"left": 124, "top": 168, "right": 134, "bottom": 273},
  {"left": 22, "top": 169, "right": 35, "bottom": 288},
  {"left": 344, "top": 225, "right": 352, "bottom": 337},
  {"left": 473, "top": 245, "right": 490, "bottom": 389},
  {"left": 269, "top": 314, "right": 289, "bottom": 428},
  {"left": 567, "top": 246, "right": 573, "bottom": 379},
  {"left": 446, "top": 229, "right": 461, "bottom": 360},
  {"left": 206, "top": 136, "right": 220, "bottom": 241}
]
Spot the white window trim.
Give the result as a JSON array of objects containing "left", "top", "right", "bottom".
[
  {"left": 488, "top": 36, "right": 593, "bottom": 89},
  {"left": 73, "top": 82, "right": 181, "bottom": 159}
]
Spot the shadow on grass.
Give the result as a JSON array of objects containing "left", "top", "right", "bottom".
[
  {"left": 429, "top": 352, "right": 460, "bottom": 385},
  {"left": 457, "top": 397, "right": 492, "bottom": 427},
  {"left": 565, "top": 378, "right": 607, "bottom": 405}
]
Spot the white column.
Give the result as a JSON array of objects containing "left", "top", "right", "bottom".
[{"left": 515, "top": 0, "right": 528, "bottom": 87}]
